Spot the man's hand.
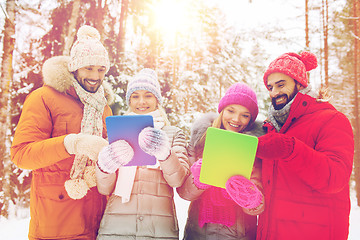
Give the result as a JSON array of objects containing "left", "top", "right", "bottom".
[
  {"left": 257, "top": 133, "right": 295, "bottom": 160},
  {"left": 64, "top": 133, "right": 108, "bottom": 160}
]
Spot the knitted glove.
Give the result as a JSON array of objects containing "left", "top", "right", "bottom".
[
  {"left": 64, "top": 133, "right": 109, "bottom": 160},
  {"left": 191, "top": 159, "right": 211, "bottom": 190},
  {"left": 256, "top": 133, "right": 295, "bottom": 160},
  {"left": 225, "top": 175, "right": 263, "bottom": 209},
  {"left": 97, "top": 140, "right": 134, "bottom": 174},
  {"left": 138, "top": 127, "right": 171, "bottom": 161}
]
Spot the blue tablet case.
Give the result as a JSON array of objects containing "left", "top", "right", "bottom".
[{"left": 105, "top": 115, "right": 156, "bottom": 166}]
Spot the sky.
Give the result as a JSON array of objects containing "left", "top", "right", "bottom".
[
  {"left": 220, "top": 0, "right": 348, "bottom": 89},
  {"left": 217, "top": 0, "right": 323, "bottom": 86}
]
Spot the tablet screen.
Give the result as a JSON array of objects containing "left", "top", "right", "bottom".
[
  {"left": 106, "top": 115, "right": 156, "bottom": 166},
  {"left": 200, "top": 127, "right": 258, "bottom": 188}
]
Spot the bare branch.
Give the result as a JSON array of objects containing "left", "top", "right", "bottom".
[
  {"left": 350, "top": 31, "right": 360, "bottom": 41},
  {"left": 339, "top": 15, "right": 360, "bottom": 20}
]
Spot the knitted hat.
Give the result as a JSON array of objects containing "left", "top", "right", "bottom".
[
  {"left": 68, "top": 25, "right": 110, "bottom": 73},
  {"left": 263, "top": 51, "right": 318, "bottom": 88},
  {"left": 126, "top": 68, "right": 162, "bottom": 105},
  {"left": 218, "top": 82, "right": 259, "bottom": 124}
]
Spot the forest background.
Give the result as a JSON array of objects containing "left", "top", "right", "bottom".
[{"left": 0, "top": 0, "right": 359, "bottom": 233}]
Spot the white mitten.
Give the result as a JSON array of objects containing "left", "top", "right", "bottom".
[
  {"left": 138, "top": 127, "right": 171, "bottom": 161},
  {"left": 64, "top": 133, "right": 109, "bottom": 160},
  {"left": 97, "top": 140, "right": 134, "bottom": 173}
]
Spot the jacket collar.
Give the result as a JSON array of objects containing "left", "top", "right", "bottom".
[
  {"left": 41, "top": 56, "right": 114, "bottom": 105},
  {"left": 268, "top": 92, "right": 335, "bottom": 133}
]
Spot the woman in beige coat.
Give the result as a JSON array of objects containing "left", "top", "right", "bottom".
[{"left": 95, "top": 68, "right": 189, "bottom": 240}]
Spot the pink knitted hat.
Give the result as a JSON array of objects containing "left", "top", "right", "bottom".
[
  {"left": 218, "top": 82, "right": 258, "bottom": 124},
  {"left": 68, "top": 25, "right": 110, "bottom": 73},
  {"left": 263, "top": 51, "right": 318, "bottom": 89}
]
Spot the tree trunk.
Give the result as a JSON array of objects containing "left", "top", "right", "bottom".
[
  {"left": 305, "top": 0, "right": 310, "bottom": 50},
  {"left": 118, "top": 0, "right": 129, "bottom": 55},
  {"left": 0, "top": 0, "right": 16, "bottom": 218},
  {"left": 63, "top": 0, "right": 81, "bottom": 55},
  {"left": 352, "top": 0, "right": 360, "bottom": 207},
  {"left": 321, "top": 0, "right": 329, "bottom": 87}
]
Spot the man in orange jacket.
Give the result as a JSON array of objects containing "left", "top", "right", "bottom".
[{"left": 11, "top": 25, "right": 113, "bottom": 240}]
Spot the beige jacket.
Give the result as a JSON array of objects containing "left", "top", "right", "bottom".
[{"left": 96, "top": 125, "right": 189, "bottom": 240}]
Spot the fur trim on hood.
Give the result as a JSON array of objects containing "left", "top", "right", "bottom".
[
  {"left": 189, "top": 112, "right": 218, "bottom": 149},
  {"left": 42, "top": 56, "right": 114, "bottom": 105}
]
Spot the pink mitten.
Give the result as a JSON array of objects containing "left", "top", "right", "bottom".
[
  {"left": 225, "top": 175, "right": 263, "bottom": 209},
  {"left": 97, "top": 140, "right": 134, "bottom": 174},
  {"left": 191, "top": 159, "right": 211, "bottom": 190},
  {"left": 138, "top": 127, "right": 171, "bottom": 161}
]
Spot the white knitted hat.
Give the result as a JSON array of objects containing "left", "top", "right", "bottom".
[
  {"left": 68, "top": 25, "right": 110, "bottom": 72},
  {"left": 126, "top": 68, "right": 162, "bottom": 105}
]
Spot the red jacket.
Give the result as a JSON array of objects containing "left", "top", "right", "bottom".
[
  {"left": 257, "top": 92, "right": 354, "bottom": 240},
  {"left": 11, "top": 56, "right": 113, "bottom": 240}
]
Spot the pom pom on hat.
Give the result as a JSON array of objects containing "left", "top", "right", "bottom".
[
  {"left": 263, "top": 51, "right": 318, "bottom": 88},
  {"left": 68, "top": 25, "right": 110, "bottom": 73},
  {"left": 299, "top": 51, "right": 318, "bottom": 71},
  {"left": 218, "top": 82, "right": 259, "bottom": 125},
  {"left": 64, "top": 178, "right": 89, "bottom": 200},
  {"left": 126, "top": 68, "right": 162, "bottom": 105},
  {"left": 77, "top": 25, "right": 101, "bottom": 41}
]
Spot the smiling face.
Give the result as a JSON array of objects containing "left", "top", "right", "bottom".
[
  {"left": 74, "top": 65, "right": 107, "bottom": 93},
  {"left": 266, "top": 72, "right": 303, "bottom": 110},
  {"left": 129, "top": 90, "right": 158, "bottom": 114},
  {"left": 221, "top": 104, "right": 251, "bottom": 133}
]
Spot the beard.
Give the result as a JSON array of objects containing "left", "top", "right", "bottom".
[
  {"left": 272, "top": 94, "right": 289, "bottom": 110},
  {"left": 77, "top": 78, "right": 101, "bottom": 93},
  {"left": 272, "top": 86, "right": 299, "bottom": 110}
]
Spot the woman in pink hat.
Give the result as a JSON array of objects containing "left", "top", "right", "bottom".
[{"left": 178, "top": 82, "right": 265, "bottom": 240}]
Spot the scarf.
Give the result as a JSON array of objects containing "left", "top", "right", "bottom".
[
  {"left": 113, "top": 109, "right": 166, "bottom": 203},
  {"left": 268, "top": 86, "right": 315, "bottom": 132},
  {"left": 64, "top": 79, "right": 107, "bottom": 199},
  {"left": 198, "top": 186, "right": 237, "bottom": 227}
]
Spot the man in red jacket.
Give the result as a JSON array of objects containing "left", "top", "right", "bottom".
[
  {"left": 11, "top": 25, "right": 113, "bottom": 239},
  {"left": 256, "top": 51, "right": 354, "bottom": 240}
]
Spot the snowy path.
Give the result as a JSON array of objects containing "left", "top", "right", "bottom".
[{"left": 1, "top": 191, "right": 359, "bottom": 240}]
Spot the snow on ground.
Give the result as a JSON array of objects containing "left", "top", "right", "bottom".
[{"left": 1, "top": 191, "right": 359, "bottom": 240}]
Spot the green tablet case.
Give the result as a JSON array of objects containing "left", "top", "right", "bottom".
[{"left": 200, "top": 127, "right": 258, "bottom": 188}]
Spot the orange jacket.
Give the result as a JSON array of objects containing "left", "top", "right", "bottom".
[{"left": 11, "top": 56, "right": 113, "bottom": 240}]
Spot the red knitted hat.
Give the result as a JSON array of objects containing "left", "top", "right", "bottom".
[
  {"left": 263, "top": 51, "right": 318, "bottom": 89},
  {"left": 218, "top": 82, "right": 258, "bottom": 124}
]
